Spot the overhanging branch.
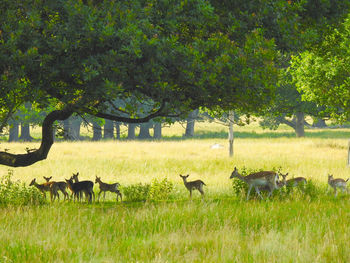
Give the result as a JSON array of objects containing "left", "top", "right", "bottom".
[{"left": 0, "top": 107, "right": 74, "bottom": 167}]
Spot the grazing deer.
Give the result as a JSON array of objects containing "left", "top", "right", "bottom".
[
  {"left": 29, "top": 178, "right": 58, "bottom": 202},
  {"left": 65, "top": 177, "right": 95, "bottom": 203},
  {"left": 179, "top": 174, "right": 206, "bottom": 198},
  {"left": 328, "top": 174, "right": 349, "bottom": 197},
  {"left": 95, "top": 176, "right": 122, "bottom": 202},
  {"left": 44, "top": 176, "right": 70, "bottom": 201},
  {"left": 285, "top": 177, "right": 307, "bottom": 188},
  {"left": 229, "top": 167, "right": 279, "bottom": 200}
]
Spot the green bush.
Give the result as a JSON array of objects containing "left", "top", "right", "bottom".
[
  {"left": 122, "top": 183, "right": 151, "bottom": 202},
  {"left": 0, "top": 170, "right": 46, "bottom": 206},
  {"left": 148, "top": 178, "right": 174, "bottom": 201},
  {"left": 122, "top": 178, "right": 174, "bottom": 202}
]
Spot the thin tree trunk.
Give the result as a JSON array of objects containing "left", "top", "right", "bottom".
[
  {"left": 19, "top": 123, "right": 33, "bottom": 141},
  {"left": 154, "top": 122, "right": 162, "bottom": 139},
  {"left": 115, "top": 122, "right": 121, "bottom": 140},
  {"left": 185, "top": 109, "right": 199, "bottom": 137},
  {"left": 8, "top": 121, "right": 19, "bottom": 142},
  {"left": 228, "top": 111, "right": 234, "bottom": 157},
  {"left": 92, "top": 122, "right": 102, "bottom": 141},
  {"left": 104, "top": 119, "right": 114, "bottom": 139},
  {"left": 127, "top": 123, "right": 136, "bottom": 139},
  {"left": 348, "top": 139, "right": 350, "bottom": 167},
  {"left": 295, "top": 112, "right": 305, "bottom": 137}
]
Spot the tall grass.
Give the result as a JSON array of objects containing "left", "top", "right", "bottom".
[{"left": 0, "top": 122, "right": 349, "bottom": 262}]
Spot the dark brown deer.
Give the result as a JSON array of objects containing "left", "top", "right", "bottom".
[
  {"left": 65, "top": 177, "right": 95, "bottom": 203},
  {"left": 179, "top": 174, "right": 206, "bottom": 198},
  {"left": 43, "top": 176, "right": 70, "bottom": 201},
  {"left": 29, "top": 178, "right": 58, "bottom": 202},
  {"left": 95, "top": 176, "right": 122, "bottom": 202}
]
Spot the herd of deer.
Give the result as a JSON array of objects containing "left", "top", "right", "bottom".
[
  {"left": 180, "top": 167, "right": 349, "bottom": 200},
  {"left": 29, "top": 172, "right": 122, "bottom": 203},
  {"left": 29, "top": 168, "right": 349, "bottom": 203}
]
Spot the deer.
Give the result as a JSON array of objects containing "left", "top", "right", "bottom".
[
  {"left": 70, "top": 172, "right": 83, "bottom": 200},
  {"left": 95, "top": 176, "right": 122, "bottom": 202},
  {"left": 285, "top": 177, "right": 307, "bottom": 189},
  {"left": 179, "top": 174, "right": 206, "bottom": 198},
  {"left": 43, "top": 176, "right": 70, "bottom": 201},
  {"left": 65, "top": 177, "right": 95, "bottom": 203},
  {"left": 328, "top": 174, "right": 349, "bottom": 197},
  {"left": 29, "top": 178, "right": 58, "bottom": 202},
  {"left": 229, "top": 167, "right": 280, "bottom": 200}
]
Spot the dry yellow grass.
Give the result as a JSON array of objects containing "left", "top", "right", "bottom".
[{"left": 0, "top": 121, "right": 349, "bottom": 194}]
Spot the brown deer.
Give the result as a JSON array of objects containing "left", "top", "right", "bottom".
[
  {"left": 328, "top": 174, "right": 349, "bottom": 197},
  {"left": 29, "top": 178, "right": 58, "bottom": 202},
  {"left": 43, "top": 176, "right": 70, "bottom": 201},
  {"left": 179, "top": 174, "right": 206, "bottom": 198},
  {"left": 229, "top": 167, "right": 279, "bottom": 200},
  {"left": 95, "top": 176, "right": 122, "bottom": 202},
  {"left": 65, "top": 177, "right": 95, "bottom": 203}
]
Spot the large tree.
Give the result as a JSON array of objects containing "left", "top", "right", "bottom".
[{"left": 0, "top": 0, "right": 279, "bottom": 167}]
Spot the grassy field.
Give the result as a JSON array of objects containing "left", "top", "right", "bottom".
[{"left": 0, "top": 122, "right": 349, "bottom": 262}]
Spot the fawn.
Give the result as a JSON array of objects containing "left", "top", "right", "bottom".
[
  {"left": 95, "top": 176, "right": 122, "bottom": 202},
  {"left": 230, "top": 167, "right": 279, "bottom": 200},
  {"left": 285, "top": 177, "right": 307, "bottom": 189},
  {"left": 328, "top": 174, "right": 349, "bottom": 197},
  {"left": 179, "top": 174, "right": 206, "bottom": 198},
  {"left": 29, "top": 178, "right": 58, "bottom": 201},
  {"left": 65, "top": 177, "right": 95, "bottom": 203},
  {"left": 43, "top": 176, "right": 70, "bottom": 201}
]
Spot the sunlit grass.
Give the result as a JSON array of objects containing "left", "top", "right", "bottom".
[{"left": 0, "top": 122, "right": 349, "bottom": 262}]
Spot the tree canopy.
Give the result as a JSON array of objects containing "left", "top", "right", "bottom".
[
  {"left": 290, "top": 13, "right": 350, "bottom": 122},
  {"left": 0, "top": 0, "right": 279, "bottom": 167}
]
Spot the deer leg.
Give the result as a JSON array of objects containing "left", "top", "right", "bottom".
[
  {"left": 255, "top": 186, "right": 264, "bottom": 200},
  {"left": 189, "top": 189, "right": 192, "bottom": 199},
  {"left": 98, "top": 190, "right": 102, "bottom": 202},
  {"left": 103, "top": 191, "right": 106, "bottom": 201}
]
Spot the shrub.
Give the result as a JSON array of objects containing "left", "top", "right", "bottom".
[
  {"left": 122, "top": 183, "right": 151, "bottom": 202},
  {"left": 148, "top": 178, "right": 174, "bottom": 201},
  {"left": 122, "top": 178, "right": 174, "bottom": 202},
  {"left": 0, "top": 170, "right": 46, "bottom": 206}
]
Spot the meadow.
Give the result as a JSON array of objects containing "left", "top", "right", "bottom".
[{"left": 0, "top": 122, "right": 349, "bottom": 262}]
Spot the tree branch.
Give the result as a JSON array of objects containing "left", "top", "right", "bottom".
[{"left": 0, "top": 108, "right": 74, "bottom": 167}]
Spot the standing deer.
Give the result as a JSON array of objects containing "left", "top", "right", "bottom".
[
  {"left": 179, "top": 174, "right": 206, "bottom": 198},
  {"left": 95, "top": 176, "right": 122, "bottom": 202},
  {"left": 229, "top": 167, "right": 279, "bottom": 200},
  {"left": 29, "top": 178, "right": 58, "bottom": 202},
  {"left": 65, "top": 177, "right": 95, "bottom": 203},
  {"left": 328, "top": 174, "right": 349, "bottom": 197},
  {"left": 43, "top": 176, "right": 70, "bottom": 201}
]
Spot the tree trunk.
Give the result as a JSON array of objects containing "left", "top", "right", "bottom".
[
  {"left": 138, "top": 122, "right": 152, "bottom": 139},
  {"left": 295, "top": 112, "right": 305, "bottom": 137},
  {"left": 312, "top": 118, "right": 327, "bottom": 128},
  {"left": 348, "top": 140, "right": 350, "bottom": 167},
  {"left": 92, "top": 122, "right": 102, "bottom": 141},
  {"left": 228, "top": 111, "right": 234, "bottom": 157},
  {"left": 127, "top": 123, "right": 136, "bottom": 139},
  {"left": 154, "top": 122, "right": 162, "bottom": 139},
  {"left": 8, "top": 121, "right": 19, "bottom": 142},
  {"left": 104, "top": 119, "right": 114, "bottom": 139},
  {"left": 70, "top": 118, "right": 81, "bottom": 141},
  {"left": 184, "top": 109, "right": 199, "bottom": 137},
  {"left": 19, "top": 123, "right": 33, "bottom": 141},
  {"left": 115, "top": 122, "right": 121, "bottom": 140}
]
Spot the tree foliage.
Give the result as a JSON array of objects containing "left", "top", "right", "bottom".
[
  {"left": 0, "top": 0, "right": 279, "bottom": 167},
  {"left": 290, "top": 13, "right": 350, "bottom": 122}
]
